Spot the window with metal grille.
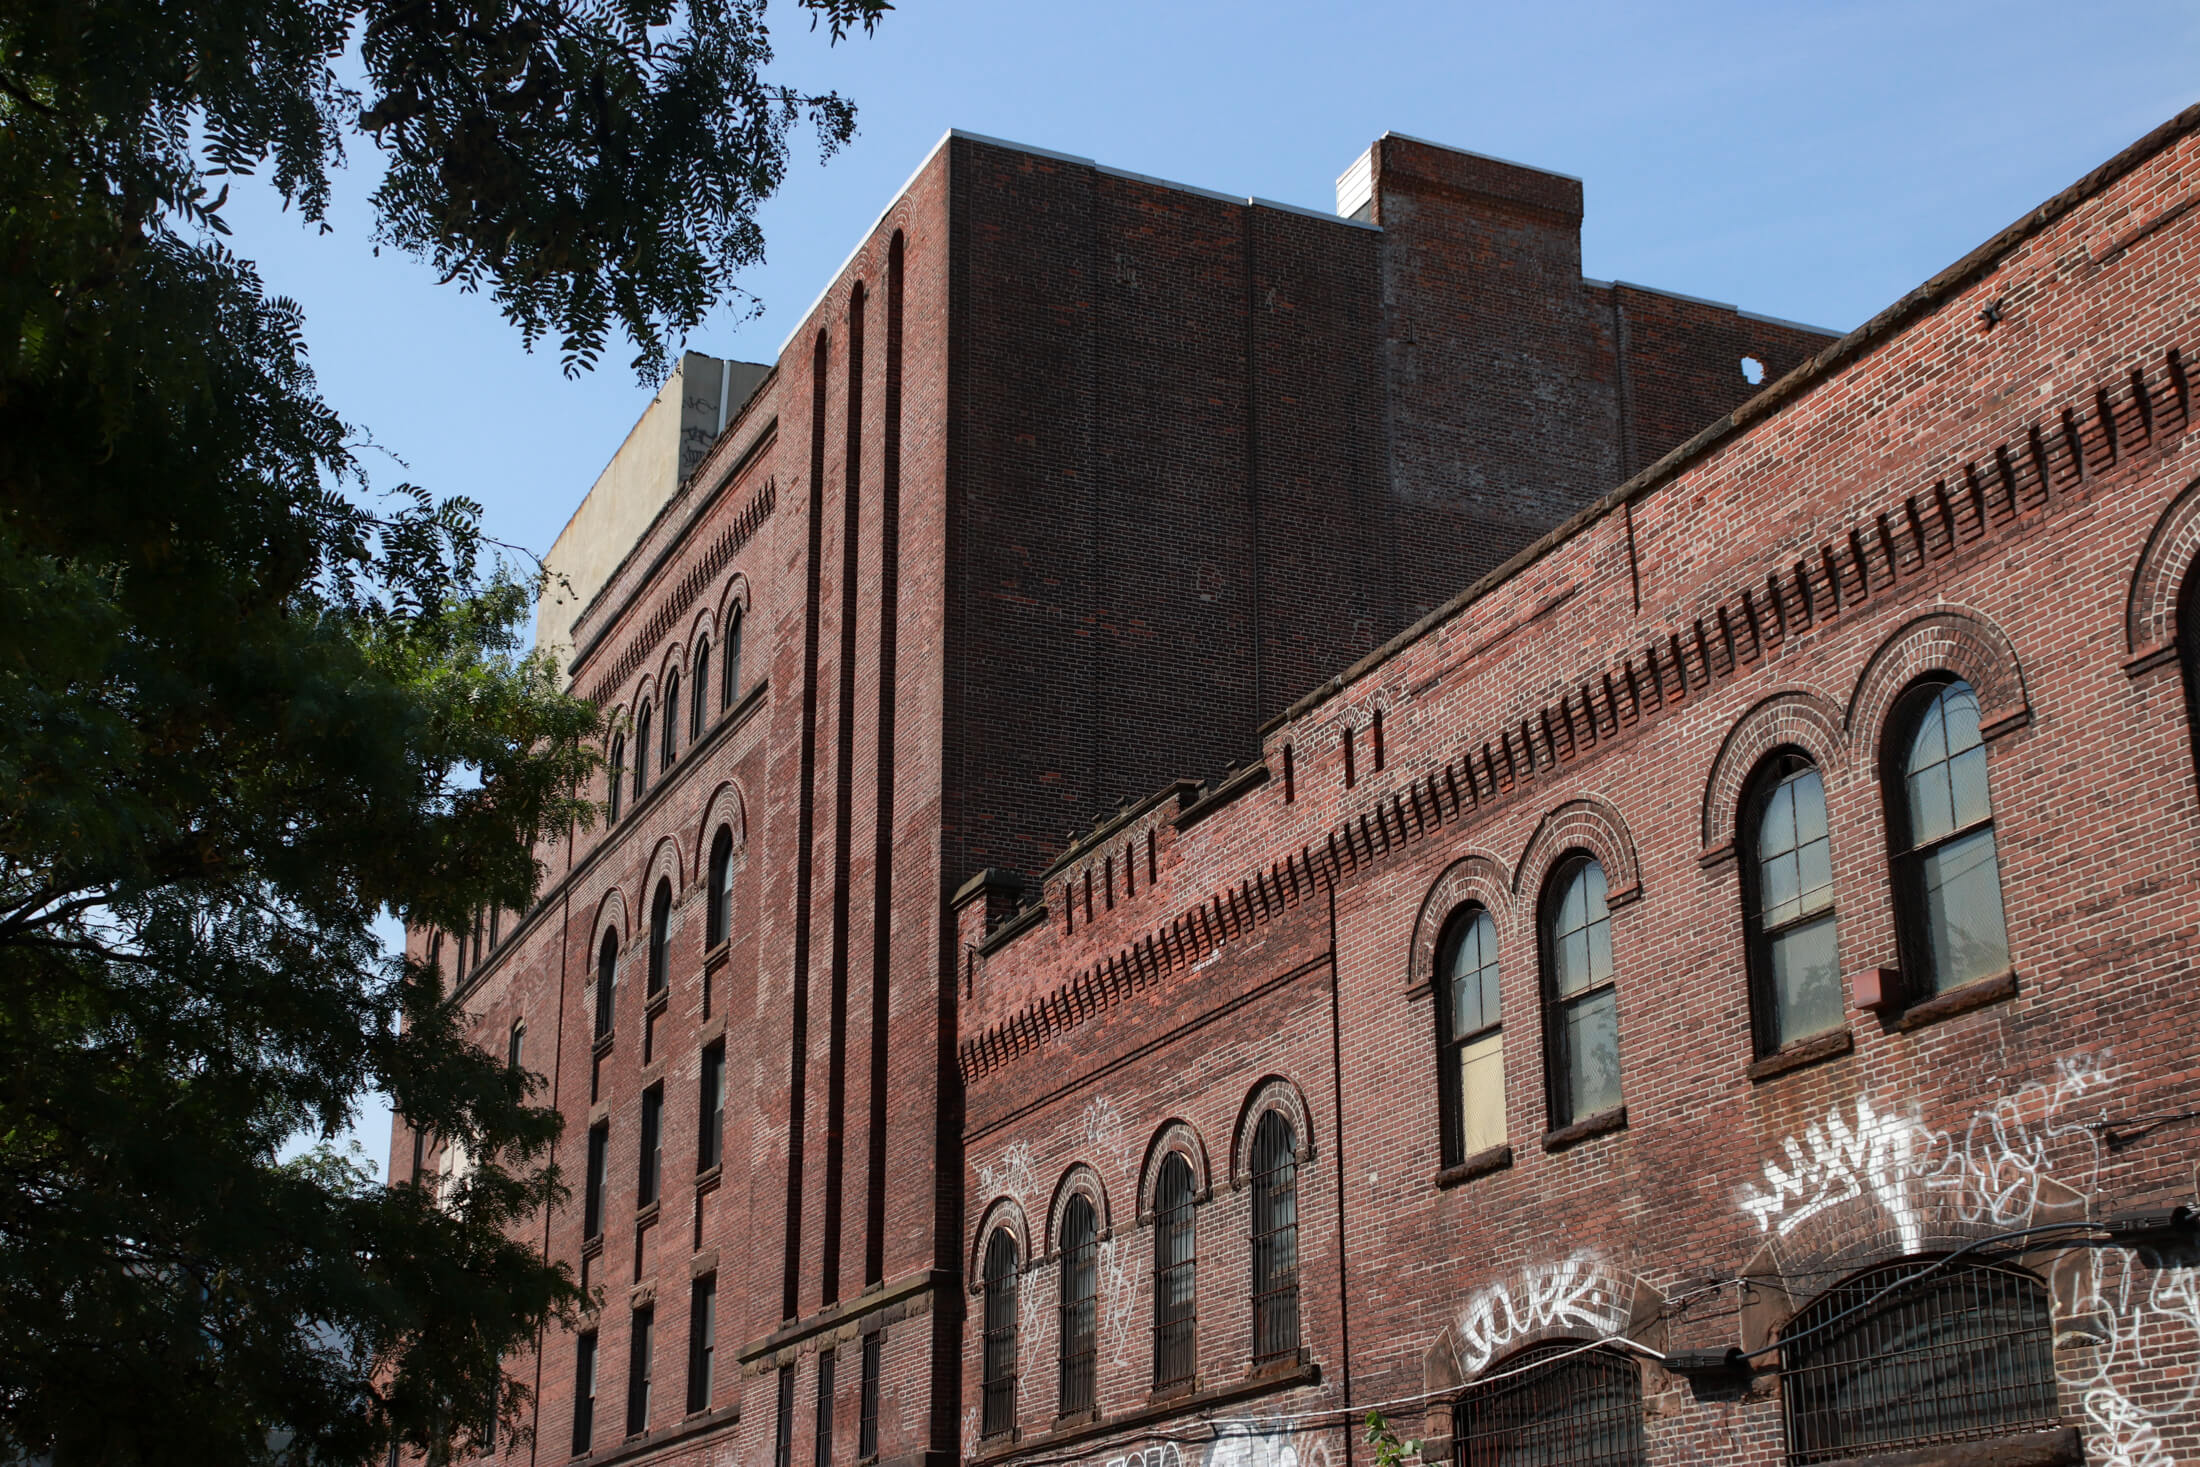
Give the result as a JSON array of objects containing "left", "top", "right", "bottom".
[
  {"left": 608, "top": 734, "right": 625, "bottom": 821},
  {"left": 626, "top": 1305, "right": 654, "bottom": 1437},
  {"left": 773, "top": 1362, "right": 796, "bottom": 1467},
  {"left": 980, "top": 1231, "right": 1019, "bottom": 1438},
  {"left": 686, "top": 1275, "right": 715, "bottom": 1415},
  {"left": 859, "top": 1332, "right": 881, "bottom": 1459},
  {"left": 707, "top": 827, "right": 735, "bottom": 948},
  {"left": 662, "top": 670, "right": 680, "bottom": 766},
  {"left": 594, "top": 930, "right": 617, "bottom": 1042},
  {"left": 814, "top": 1347, "right": 835, "bottom": 1467},
  {"left": 1436, "top": 905, "right": 1505, "bottom": 1165},
  {"left": 1057, "top": 1197, "right": 1098, "bottom": 1414},
  {"left": 1454, "top": 1341, "right": 1646, "bottom": 1466},
  {"left": 571, "top": 1331, "right": 598, "bottom": 1457},
  {"left": 1744, "top": 754, "right": 1843, "bottom": 1055},
  {"left": 722, "top": 606, "right": 744, "bottom": 709},
  {"left": 1780, "top": 1258, "right": 2058, "bottom": 1463},
  {"left": 1152, "top": 1153, "right": 1197, "bottom": 1387},
  {"left": 1887, "top": 679, "right": 2010, "bottom": 995},
  {"left": 1250, "top": 1111, "right": 1300, "bottom": 1365},
  {"left": 692, "top": 638, "right": 711, "bottom": 740},
  {"left": 633, "top": 702, "right": 651, "bottom": 797},
  {"left": 1541, "top": 855, "right": 1622, "bottom": 1129},
  {"left": 648, "top": 881, "right": 672, "bottom": 998}
]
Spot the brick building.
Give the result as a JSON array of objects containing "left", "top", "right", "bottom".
[{"left": 403, "top": 104, "right": 2200, "bottom": 1467}]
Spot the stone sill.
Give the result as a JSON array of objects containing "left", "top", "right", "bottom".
[
  {"left": 1896, "top": 968, "right": 2018, "bottom": 1032},
  {"left": 1434, "top": 1144, "right": 1514, "bottom": 1188},
  {"left": 969, "top": 1360, "right": 1319, "bottom": 1465},
  {"left": 1748, "top": 1028, "right": 1854, "bottom": 1083},
  {"left": 1542, "top": 1105, "right": 1627, "bottom": 1153},
  {"left": 1839, "top": 1425, "right": 2078, "bottom": 1467}
]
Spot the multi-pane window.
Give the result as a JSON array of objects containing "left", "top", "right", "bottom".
[
  {"left": 686, "top": 1275, "right": 716, "bottom": 1415},
  {"left": 608, "top": 735, "right": 626, "bottom": 821},
  {"left": 707, "top": 828, "right": 735, "bottom": 948},
  {"left": 1781, "top": 1260, "right": 2058, "bottom": 1463},
  {"left": 1456, "top": 1341, "right": 1647, "bottom": 1466},
  {"left": 584, "top": 1121, "right": 609, "bottom": 1240},
  {"left": 661, "top": 671, "right": 680, "bottom": 768},
  {"left": 722, "top": 607, "right": 744, "bottom": 709},
  {"left": 691, "top": 639, "right": 711, "bottom": 741},
  {"left": 773, "top": 1362, "right": 796, "bottom": 1467},
  {"left": 633, "top": 703, "right": 652, "bottom": 799},
  {"left": 1542, "top": 856, "right": 1622, "bottom": 1129},
  {"left": 1057, "top": 1198, "right": 1098, "bottom": 1415},
  {"left": 626, "top": 1305, "right": 654, "bottom": 1437},
  {"left": 572, "top": 1331, "right": 599, "bottom": 1457},
  {"left": 647, "top": 880, "right": 672, "bottom": 998},
  {"left": 980, "top": 1232, "right": 1019, "bottom": 1438},
  {"left": 639, "top": 1084, "right": 664, "bottom": 1207},
  {"left": 1250, "top": 1111, "right": 1300, "bottom": 1365},
  {"left": 1890, "top": 680, "right": 2011, "bottom": 994},
  {"left": 1746, "top": 755, "right": 1843, "bottom": 1053},
  {"left": 813, "top": 1348, "right": 835, "bottom": 1467},
  {"left": 859, "top": 1332, "right": 882, "bottom": 1459},
  {"left": 1436, "top": 905, "right": 1505, "bottom": 1164},
  {"left": 1152, "top": 1154, "right": 1197, "bottom": 1388},
  {"left": 699, "top": 1042, "right": 726, "bottom": 1171},
  {"left": 594, "top": 930, "right": 618, "bottom": 1043}
]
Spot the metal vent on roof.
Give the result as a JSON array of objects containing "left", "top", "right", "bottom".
[{"left": 1335, "top": 146, "right": 1374, "bottom": 221}]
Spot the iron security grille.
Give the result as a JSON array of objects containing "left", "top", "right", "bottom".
[
  {"left": 1152, "top": 1155, "right": 1197, "bottom": 1387},
  {"left": 1058, "top": 1198, "right": 1098, "bottom": 1414},
  {"left": 980, "top": 1233, "right": 1019, "bottom": 1438},
  {"left": 1455, "top": 1342, "right": 1646, "bottom": 1467},
  {"left": 1250, "top": 1112, "right": 1301, "bottom": 1365},
  {"left": 1780, "top": 1259, "right": 2058, "bottom": 1463}
]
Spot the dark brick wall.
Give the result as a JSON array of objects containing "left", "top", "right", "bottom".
[{"left": 958, "top": 113, "right": 2200, "bottom": 1467}]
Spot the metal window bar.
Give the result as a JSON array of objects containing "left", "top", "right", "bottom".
[
  {"left": 1153, "top": 1156, "right": 1198, "bottom": 1387},
  {"left": 1780, "top": 1259, "right": 2059, "bottom": 1464},
  {"left": 1058, "top": 1198, "right": 1098, "bottom": 1414},
  {"left": 859, "top": 1332, "right": 882, "bottom": 1460},
  {"left": 980, "top": 1233, "right": 1019, "bottom": 1438},
  {"left": 773, "top": 1363, "right": 796, "bottom": 1467},
  {"left": 1455, "top": 1341, "right": 1646, "bottom": 1467},
  {"left": 1250, "top": 1112, "right": 1300, "bottom": 1365},
  {"left": 814, "top": 1347, "right": 835, "bottom": 1467}
]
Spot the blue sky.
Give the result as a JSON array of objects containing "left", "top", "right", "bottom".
[{"left": 255, "top": 1, "right": 2197, "bottom": 1173}]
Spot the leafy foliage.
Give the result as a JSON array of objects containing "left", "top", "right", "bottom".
[{"left": 0, "top": 0, "right": 883, "bottom": 1460}]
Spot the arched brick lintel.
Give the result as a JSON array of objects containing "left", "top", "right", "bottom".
[
  {"left": 1699, "top": 689, "right": 1848, "bottom": 860},
  {"left": 969, "top": 1197, "right": 1031, "bottom": 1290},
  {"left": 1406, "top": 853, "right": 1513, "bottom": 995},
  {"left": 1229, "top": 1075, "right": 1316, "bottom": 1190},
  {"left": 1846, "top": 607, "right": 2030, "bottom": 751},
  {"left": 2125, "top": 473, "right": 2200, "bottom": 658},
  {"left": 1043, "top": 1163, "right": 1111, "bottom": 1255},
  {"left": 1513, "top": 796, "right": 1643, "bottom": 908},
  {"left": 1136, "top": 1118, "right": 1214, "bottom": 1222}
]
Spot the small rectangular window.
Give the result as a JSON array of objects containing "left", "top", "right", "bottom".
[
  {"left": 626, "top": 1306, "right": 653, "bottom": 1437},
  {"left": 687, "top": 1275, "right": 717, "bottom": 1415},
  {"left": 584, "top": 1122, "right": 609, "bottom": 1241},
  {"left": 814, "top": 1348, "right": 836, "bottom": 1467},
  {"left": 859, "top": 1333, "right": 881, "bottom": 1460},
  {"left": 639, "top": 1085, "right": 664, "bottom": 1207},
  {"left": 773, "top": 1363, "right": 796, "bottom": 1467},
  {"left": 572, "top": 1332, "right": 598, "bottom": 1457},
  {"left": 699, "top": 1044, "right": 726, "bottom": 1172}
]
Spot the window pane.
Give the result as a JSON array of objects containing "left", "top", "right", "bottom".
[
  {"left": 1907, "top": 759, "right": 1956, "bottom": 845},
  {"left": 1458, "top": 1032, "right": 1506, "bottom": 1155},
  {"left": 1758, "top": 777, "right": 1797, "bottom": 859},
  {"left": 1769, "top": 912, "right": 1843, "bottom": 1045},
  {"left": 1792, "top": 767, "right": 1828, "bottom": 844},
  {"left": 1565, "top": 988, "right": 1622, "bottom": 1119},
  {"left": 1796, "top": 832, "right": 1834, "bottom": 917},
  {"left": 1448, "top": 909, "right": 1500, "bottom": 1038},
  {"left": 1558, "top": 927, "right": 1591, "bottom": 997},
  {"left": 1949, "top": 743, "right": 1992, "bottom": 831},
  {"left": 1762, "top": 849, "right": 1802, "bottom": 926},
  {"left": 1921, "top": 826, "right": 2010, "bottom": 991}
]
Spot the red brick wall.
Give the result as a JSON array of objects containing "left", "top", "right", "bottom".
[{"left": 960, "top": 110, "right": 2200, "bottom": 1467}]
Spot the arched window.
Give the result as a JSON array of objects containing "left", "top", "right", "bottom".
[
  {"left": 706, "top": 827, "right": 735, "bottom": 949},
  {"left": 691, "top": 638, "right": 711, "bottom": 740},
  {"left": 608, "top": 734, "right": 626, "bottom": 822},
  {"left": 1436, "top": 905, "right": 1505, "bottom": 1164},
  {"left": 1744, "top": 753, "right": 1842, "bottom": 1054},
  {"left": 980, "top": 1232, "right": 1019, "bottom": 1439},
  {"left": 507, "top": 1018, "right": 525, "bottom": 1073},
  {"left": 1249, "top": 1111, "right": 1300, "bottom": 1364},
  {"left": 1057, "top": 1197, "right": 1097, "bottom": 1415},
  {"left": 1541, "top": 856, "right": 1622, "bottom": 1129},
  {"left": 1780, "top": 1259, "right": 2058, "bottom": 1462},
  {"left": 594, "top": 929, "right": 618, "bottom": 1042},
  {"left": 1152, "top": 1154, "right": 1197, "bottom": 1388},
  {"left": 647, "top": 880, "right": 672, "bottom": 998},
  {"left": 633, "top": 702, "right": 652, "bottom": 798},
  {"left": 722, "top": 606, "right": 744, "bottom": 709},
  {"left": 427, "top": 934, "right": 442, "bottom": 975},
  {"left": 661, "top": 671, "right": 680, "bottom": 768},
  {"left": 453, "top": 927, "right": 467, "bottom": 982},
  {"left": 1456, "top": 1341, "right": 1646, "bottom": 1466},
  {"left": 1888, "top": 680, "right": 2010, "bottom": 995}
]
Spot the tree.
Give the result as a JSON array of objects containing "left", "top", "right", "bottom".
[{"left": 0, "top": 0, "right": 885, "bottom": 1460}]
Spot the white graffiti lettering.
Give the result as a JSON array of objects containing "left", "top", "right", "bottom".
[{"left": 1456, "top": 1255, "right": 1631, "bottom": 1376}]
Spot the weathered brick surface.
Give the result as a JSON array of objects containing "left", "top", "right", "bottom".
[
  {"left": 387, "top": 118, "right": 1868, "bottom": 1467},
  {"left": 961, "top": 108, "right": 2200, "bottom": 1467}
]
